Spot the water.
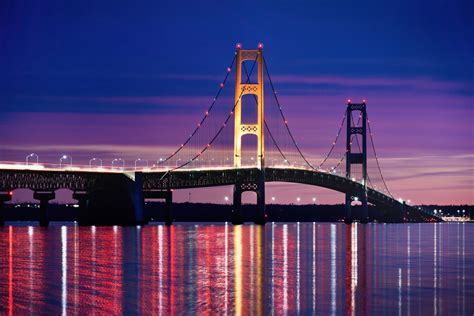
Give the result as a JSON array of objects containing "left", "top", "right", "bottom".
[{"left": 0, "top": 222, "right": 472, "bottom": 315}]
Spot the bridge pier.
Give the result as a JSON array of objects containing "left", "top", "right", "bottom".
[
  {"left": 232, "top": 185, "right": 243, "bottom": 225},
  {"left": 360, "top": 192, "right": 369, "bottom": 224},
  {"left": 0, "top": 192, "right": 12, "bottom": 227},
  {"left": 344, "top": 195, "right": 353, "bottom": 224},
  {"left": 401, "top": 201, "right": 407, "bottom": 222},
  {"left": 73, "top": 191, "right": 89, "bottom": 225},
  {"left": 33, "top": 191, "right": 55, "bottom": 227},
  {"left": 345, "top": 190, "right": 369, "bottom": 224},
  {"left": 143, "top": 190, "right": 173, "bottom": 226},
  {"left": 232, "top": 171, "right": 266, "bottom": 225},
  {"left": 165, "top": 191, "right": 173, "bottom": 226}
]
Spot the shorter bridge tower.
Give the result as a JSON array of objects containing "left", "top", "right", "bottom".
[
  {"left": 345, "top": 100, "right": 368, "bottom": 223},
  {"left": 232, "top": 44, "right": 266, "bottom": 224}
]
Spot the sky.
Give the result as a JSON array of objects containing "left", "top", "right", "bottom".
[{"left": 1, "top": 0, "right": 473, "bottom": 205}]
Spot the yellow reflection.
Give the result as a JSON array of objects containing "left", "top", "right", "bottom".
[
  {"left": 234, "top": 225, "right": 242, "bottom": 316},
  {"left": 255, "top": 225, "right": 263, "bottom": 316},
  {"left": 351, "top": 223, "right": 358, "bottom": 316}
]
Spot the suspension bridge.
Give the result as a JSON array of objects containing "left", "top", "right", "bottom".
[{"left": 0, "top": 44, "right": 442, "bottom": 226}]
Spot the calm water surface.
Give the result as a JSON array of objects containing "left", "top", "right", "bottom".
[{"left": 0, "top": 222, "right": 472, "bottom": 315}]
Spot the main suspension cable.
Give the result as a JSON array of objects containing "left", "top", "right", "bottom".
[
  {"left": 263, "top": 57, "right": 316, "bottom": 170},
  {"left": 317, "top": 112, "right": 347, "bottom": 169},
  {"left": 168, "top": 56, "right": 259, "bottom": 172},
  {"left": 157, "top": 54, "right": 236, "bottom": 165},
  {"left": 366, "top": 112, "right": 393, "bottom": 197}
]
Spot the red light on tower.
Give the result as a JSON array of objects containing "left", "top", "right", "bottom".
[
  {"left": 8, "top": 191, "right": 13, "bottom": 196},
  {"left": 258, "top": 43, "right": 263, "bottom": 49},
  {"left": 347, "top": 99, "right": 351, "bottom": 104},
  {"left": 236, "top": 43, "right": 242, "bottom": 49},
  {"left": 362, "top": 99, "right": 366, "bottom": 103}
]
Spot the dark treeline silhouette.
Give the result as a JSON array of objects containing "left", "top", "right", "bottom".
[{"left": 2, "top": 202, "right": 472, "bottom": 224}]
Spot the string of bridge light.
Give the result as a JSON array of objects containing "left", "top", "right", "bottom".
[
  {"left": 241, "top": 62, "right": 291, "bottom": 166},
  {"left": 366, "top": 112, "right": 393, "bottom": 198},
  {"left": 317, "top": 111, "right": 347, "bottom": 169},
  {"left": 263, "top": 56, "right": 317, "bottom": 171},
  {"left": 157, "top": 54, "right": 237, "bottom": 166},
  {"left": 169, "top": 55, "right": 259, "bottom": 171}
]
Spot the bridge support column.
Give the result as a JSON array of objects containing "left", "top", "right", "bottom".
[
  {"left": 360, "top": 191, "right": 369, "bottom": 224},
  {"left": 345, "top": 195, "right": 352, "bottom": 224},
  {"left": 232, "top": 185, "right": 243, "bottom": 225},
  {"left": 165, "top": 190, "right": 173, "bottom": 226},
  {"left": 401, "top": 201, "right": 406, "bottom": 223},
  {"left": 143, "top": 190, "right": 172, "bottom": 225},
  {"left": 0, "top": 192, "right": 13, "bottom": 227},
  {"left": 73, "top": 191, "right": 89, "bottom": 225},
  {"left": 232, "top": 172, "right": 266, "bottom": 225},
  {"left": 133, "top": 172, "right": 145, "bottom": 224},
  {"left": 255, "top": 170, "right": 266, "bottom": 225},
  {"left": 33, "top": 191, "right": 55, "bottom": 227}
]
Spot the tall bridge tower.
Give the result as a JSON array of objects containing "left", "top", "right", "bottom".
[
  {"left": 232, "top": 44, "right": 266, "bottom": 224},
  {"left": 345, "top": 100, "right": 368, "bottom": 223},
  {"left": 233, "top": 44, "right": 264, "bottom": 169}
]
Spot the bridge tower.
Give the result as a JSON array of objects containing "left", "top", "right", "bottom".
[
  {"left": 232, "top": 44, "right": 266, "bottom": 224},
  {"left": 345, "top": 101, "right": 368, "bottom": 223}
]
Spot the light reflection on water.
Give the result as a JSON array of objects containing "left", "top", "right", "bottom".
[{"left": 0, "top": 223, "right": 473, "bottom": 315}]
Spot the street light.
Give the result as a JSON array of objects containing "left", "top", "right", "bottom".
[
  {"left": 312, "top": 197, "right": 317, "bottom": 204},
  {"left": 134, "top": 158, "right": 149, "bottom": 170},
  {"left": 60, "top": 155, "right": 72, "bottom": 168},
  {"left": 112, "top": 158, "right": 125, "bottom": 170},
  {"left": 296, "top": 197, "right": 301, "bottom": 203},
  {"left": 271, "top": 196, "right": 275, "bottom": 203},
  {"left": 89, "top": 158, "right": 102, "bottom": 168},
  {"left": 224, "top": 196, "right": 229, "bottom": 203},
  {"left": 26, "top": 153, "right": 38, "bottom": 165}
]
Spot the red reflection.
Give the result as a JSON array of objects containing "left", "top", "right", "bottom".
[
  {"left": 0, "top": 224, "right": 471, "bottom": 314},
  {"left": 8, "top": 226, "right": 12, "bottom": 316}
]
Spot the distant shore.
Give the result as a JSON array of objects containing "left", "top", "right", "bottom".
[{"left": 2, "top": 202, "right": 472, "bottom": 223}]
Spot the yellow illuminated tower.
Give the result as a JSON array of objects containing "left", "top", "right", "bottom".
[{"left": 233, "top": 44, "right": 264, "bottom": 169}]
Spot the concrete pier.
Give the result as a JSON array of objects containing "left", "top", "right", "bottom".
[
  {"left": 33, "top": 191, "right": 55, "bottom": 227},
  {"left": 0, "top": 192, "right": 12, "bottom": 227}
]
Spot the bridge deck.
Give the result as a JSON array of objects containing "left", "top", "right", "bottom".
[{"left": 0, "top": 165, "right": 441, "bottom": 222}]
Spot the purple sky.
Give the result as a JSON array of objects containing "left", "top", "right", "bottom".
[{"left": 1, "top": 1, "right": 473, "bottom": 205}]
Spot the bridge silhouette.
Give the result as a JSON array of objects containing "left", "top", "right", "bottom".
[{"left": 0, "top": 44, "right": 441, "bottom": 226}]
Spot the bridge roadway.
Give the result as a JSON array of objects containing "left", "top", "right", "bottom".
[{"left": 0, "top": 164, "right": 441, "bottom": 224}]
